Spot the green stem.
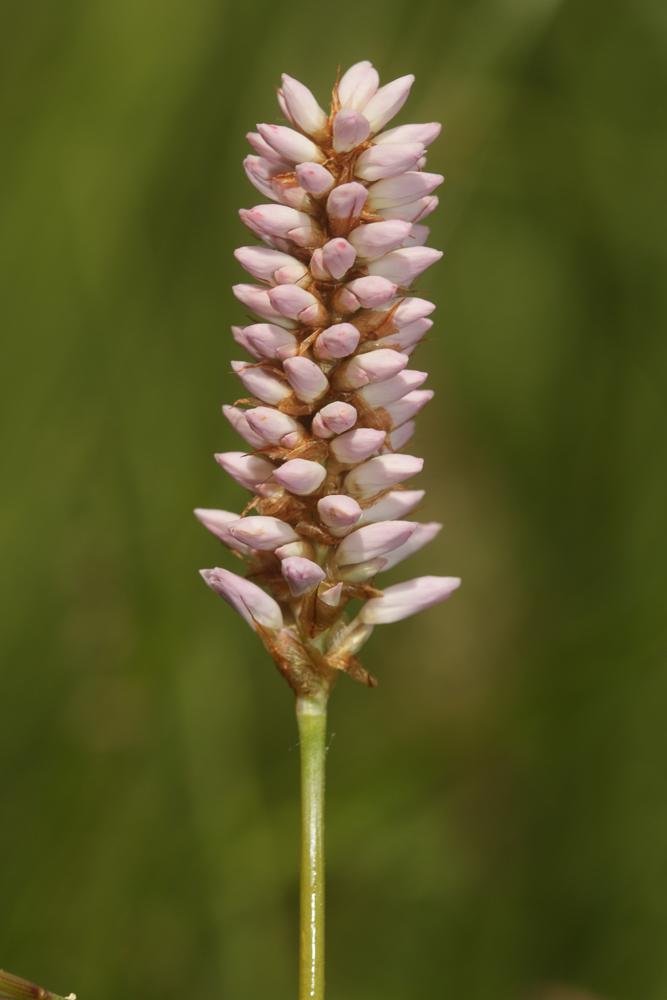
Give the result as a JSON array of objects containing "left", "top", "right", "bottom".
[{"left": 296, "top": 692, "right": 328, "bottom": 1000}]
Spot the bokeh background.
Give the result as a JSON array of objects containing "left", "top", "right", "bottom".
[{"left": 1, "top": 1, "right": 666, "bottom": 998}]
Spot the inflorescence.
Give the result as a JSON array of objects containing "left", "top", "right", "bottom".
[{"left": 198, "top": 61, "right": 460, "bottom": 694}]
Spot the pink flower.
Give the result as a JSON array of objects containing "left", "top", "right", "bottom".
[
  {"left": 198, "top": 61, "right": 459, "bottom": 689},
  {"left": 332, "top": 110, "right": 371, "bottom": 152},
  {"left": 360, "top": 576, "right": 461, "bottom": 624}
]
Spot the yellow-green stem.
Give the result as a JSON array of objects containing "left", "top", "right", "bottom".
[{"left": 296, "top": 692, "right": 328, "bottom": 1000}]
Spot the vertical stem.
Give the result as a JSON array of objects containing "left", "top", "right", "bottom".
[{"left": 296, "top": 692, "right": 328, "bottom": 1000}]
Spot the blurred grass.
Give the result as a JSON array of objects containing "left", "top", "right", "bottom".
[{"left": 1, "top": 1, "right": 666, "bottom": 998}]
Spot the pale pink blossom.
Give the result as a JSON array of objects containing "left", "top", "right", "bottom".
[
  {"left": 201, "top": 568, "right": 284, "bottom": 631},
  {"left": 344, "top": 453, "right": 424, "bottom": 498},
  {"left": 311, "top": 401, "right": 358, "bottom": 438},
  {"left": 282, "top": 356, "right": 329, "bottom": 403},
  {"left": 360, "top": 575, "right": 461, "bottom": 624},
  {"left": 313, "top": 323, "right": 360, "bottom": 361},
  {"left": 317, "top": 495, "right": 363, "bottom": 532},
  {"left": 272, "top": 459, "right": 327, "bottom": 495},
  {"left": 368, "top": 246, "right": 444, "bottom": 285},
  {"left": 281, "top": 556, "right": 327, "bottom": 596},
  {"left": 338, "top": 61, "right": 379, "bottom": 111},
  {"left": 355, "top": 142, "right": 425, "bottom": 182},
  {"left": 334, "top": 348, "right": 407, "bottom": 390},
  {"left": 279, "top": 74, "right": 328, "bottom": 136},
  {"left": 332, "top": 110, "right": 371, "bottom": 152},
  {"left": 296, "top": 163, "right": 336, "bottom": 196},
  {"left": 348, "top": 220, "right": 413, "bottom": 259},
  {"left": 362, "top": 74, "right": 415, "bottom": 132},
  {"left": 329, "top": 427, "right": 386, "bottom": 464},
  {"left": 229, "top": 516, "right": 300, "bottom": 551},
  {"left": 231, "top": 360, "right": 292, "bottom": 406},
  {"left": 198, "top": 61, "right": 458, "bottom": 681},
  {"left": 320, "top": 239, "right": 357, "bottom": 279},
  {"left": 358, "top": 369, "right": 428, "bottom": 406}
]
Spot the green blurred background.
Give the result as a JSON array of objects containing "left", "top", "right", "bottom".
[{"left": 1, "top": 1, "right": 666, "bottom": 998}]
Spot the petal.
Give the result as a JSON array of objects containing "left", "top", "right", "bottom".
[
  {"left": 200, "top": 567, "right": 284, "bottom": 630},
  {"left": 360, "top": 575, "right": 460, "bottom": 624}
]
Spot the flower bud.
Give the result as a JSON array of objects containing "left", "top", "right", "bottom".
[
  {"left": 368, "top": 247, "right": 443, "bottom": 285},
  {"left": 279, "top": 74, "right": 328, "bottom": 136},
  {"left": 330, "top": 427, "right": 386, "bottom": 464},
  {"left": 334, "top": 349, "right": 407, "bottom": 390},
  {"left": 194, "top": 508, "right": 254, "bottom": 554},
  {"left": 313, "top": 323, "right": 360, "bottom": 361},
  {"left": 375, "top": 196, "right": 439, "bottom": 223},
  {"left": 283, "top": 356, "right": 329, "bottom": 403},
  {"left": 387, "top": 419, "right": 415, "bottom": 450},
  {"left": 246, "top": 131, "right": 290, "bottom": 167},
  {"left": 335, "top": 275, "right": 397, "bottom": 312},
  {"left": 231, "top": 360, "right": 292, "bottom": 406},
  {"left": 308, "top": 248, "right": 329, "bottom": 281},
  {"left": 404, "top": 224, "right": 429, "bottom": 247},
  {"left": 246, "top": 135, "right": 280, "bottom": 166},
  {"left": 281, "top": 556, "right": 327, "bottom": 596},
  {"left": 358, "top": 369, "right": 428, "bottom": 406},
  {"left": 393, "top": 297, "right": 437, "bottom": 326},
  {"left": 335, "top": 520, "right": 417, "bottom": 565},
  {"left": 268, "top": 284, "right": 328, "bottom": 325},
  {"left": 232, "top": 324, "right": 262, "bottom": 358},
  {"left": 272, "top": 459, "right": 327, "bottom": 495},
  {"left": 311, "top": 401, "right": 358, "bottom": 438},
  {"left": 360, "top": 575, "right": 460, "bottom": 624},
  {"left": 374, "top": 318, "right": 433, "bottom": 353},
  {"left": 355, "top": 142, "right": 424, "bottom": 182},
  {"left": 374, "top": 122, "right": 442, "bottom": 147},
  {"left": 242, "top": 323, "right": 298, "bottom": 360},
  {"left": 318, "top": 581, "right": 344, "bottom": 607},
  {"left": 243, "top": 155, "right": 281, "bottom": 201},
  {"left": 367, "top": 171, "right": 444, "bottom": 209},
  {"left": 240, "top": 205, "right": 324, "bottom": 247},
  {"left": 348, "top": 220, "right": 413, "bottom": 259},
  {"left": 275, "top": 540, "right": 313, "bottom": 560},
  {"left": 222, "top": 404, "right": 266, "bottom": 448},
  {"left": 326, "top": 182, "right": 368, "bottom": 235},
  {"left": 379, "top": 522, "right": 442, "bottom": 571},
  {"left": 245, "top": 406, "right": 304, "bottom": 445},
  {"left": 317, "top": 495, "right": 363, "bottom": 532},
  {"left": 214, "top": 451, "right": 276, "bottom": 493},
  {"left": 257, "top": 123, "right": 324, "bottom": 164},
  {"left": 332, "top": 109, "right": 370, "bottom": 152},
  {"left": 233, "top": 283, "right": 294, "bottom": 324},
  {"left": 295, "top": 162, "right": 335, "bottom": 195},
  {"left": 338, "top": 60, "right": 379, "bottom": 111},
  {"left": 321, "top": 238, "right": 357, "bottom": 279},
  {"left": 228, "top": 515, "right": 300, "bottom": 551},
  {"left": 344, "top": 453, "right": 424, "bottom": 498},
  {"left": 234, "top": 246, "right": 308, "bottom": 284},
  {"left": 362, "top": 74, "right": 414, "bottom": 132},
  {"left": 357, "top": 489, "right": 425, "bottom": 525},
  {"left": 200, "top": 567, "right": 284, "bottom": 630},
  {"left": 382, "top": 389, "right": 434, "bottom": 427}
]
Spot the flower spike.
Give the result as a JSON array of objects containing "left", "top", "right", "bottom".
[{"left": 198, "top": 61, "right": 459, "bottom": 694}]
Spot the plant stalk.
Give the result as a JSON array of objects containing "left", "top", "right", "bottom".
[
  {"left": 296, "top": 692, "right": 328, "bottom": 1000},
  {"left": 0, "top": 969, "right": 74, "bottom": 1000}
]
